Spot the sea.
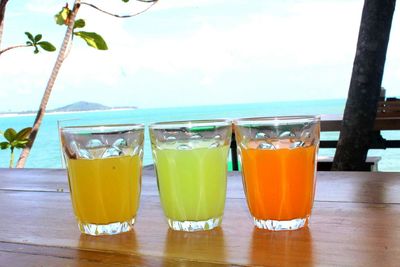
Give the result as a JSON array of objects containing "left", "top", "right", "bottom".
[{"left": 1, "top": 99, "right": 399, "bottom": 171}]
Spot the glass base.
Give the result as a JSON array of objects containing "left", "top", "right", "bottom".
[
  {"left": 253, "top": 217, "right": 308, "bottom": 231},
  {"left": 78, "top": 218, "right": 135, "bottom": 235},
  {"left": 167, "top": 216, "right": 222, "bottom": 232}
]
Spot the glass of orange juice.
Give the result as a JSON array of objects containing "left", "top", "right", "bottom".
[
  {"left": 234, "top": 116, "right": 320, "bottom": 231},
  {"left": 60, "top": 124, "right": 144, "bottom": 235}
]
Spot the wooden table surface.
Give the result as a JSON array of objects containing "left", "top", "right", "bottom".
[{"left": 0, "top": 168, "right": 400, "bottom": 266}]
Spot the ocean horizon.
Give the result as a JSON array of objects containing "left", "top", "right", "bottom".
[{"left": 1, "top": 99, "right": 399, "bottom": 171}]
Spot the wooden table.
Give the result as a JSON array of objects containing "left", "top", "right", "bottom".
[{"left": 0, "top": 168, "right": 399, "bottom": 266}]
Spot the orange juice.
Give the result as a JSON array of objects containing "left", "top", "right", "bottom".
[
  {"left": 240, "top": 145, "right": 316, "bottom": 221},
  {"left": 67, "top": 155, "right": 141, "bottom": 224}
]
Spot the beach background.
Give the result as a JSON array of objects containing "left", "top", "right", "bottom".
[{"left": 1, "top": 98, "right": 399, "bottom": 171}]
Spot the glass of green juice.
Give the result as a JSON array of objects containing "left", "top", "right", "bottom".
[
  {"left": 60, "top": 124, "right": 144, "bottom": 235},
  {"left": 149, "top": 119, "right": 232, "bottom": 231}
]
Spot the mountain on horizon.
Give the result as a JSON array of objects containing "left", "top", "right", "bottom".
[
  {"left": 51, "top": 101, "right": 110, "bottom": 112},
  {"left": 0, "top": 101, "right": 137, "bottom": 114}
]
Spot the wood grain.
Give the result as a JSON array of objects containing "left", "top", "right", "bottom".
[
  {"left": 0, "top": 242, "right": 228, "bottom": 267},
  {"left": 1, "top": 169, "right": 400, "bottom": 203},
  {"left": 0, "top": 169, "right": 400, "bottom": 266}
]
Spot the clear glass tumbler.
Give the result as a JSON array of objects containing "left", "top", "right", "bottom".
[
  {"left": 234, "top": 116, "right": 320, "bottom": 231},
  {"left": 149, "top": 120, "right": 232, "bottom": 231},
  {"left": 60, "top": 124, "right": 144, "bottom": 235}
]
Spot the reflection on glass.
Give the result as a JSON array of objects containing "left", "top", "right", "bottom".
[{"left": 57, "top": 119, "right": 80, "bottom": 168}]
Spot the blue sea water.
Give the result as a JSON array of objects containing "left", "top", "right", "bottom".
[{"left": 0, "top": 99, "right": 399, "bottom": 171}]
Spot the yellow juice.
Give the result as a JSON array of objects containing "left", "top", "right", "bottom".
[{"left": 67, "top": 155, "right": 141, "bottom": 224}]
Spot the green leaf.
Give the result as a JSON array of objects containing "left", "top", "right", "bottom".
[
  {"left": 26, "top": 41, "right": 33, "bottom": 46},
  {"left": 34, "top": 34, "right": 42, "bottom": 42},
  {"left": 37, "top": 42, "right": 56, "bottom": 52},
  {"left": 15, "top": 143, "right": 28, "bottom": 149},
  {"left": 55, "top": 7, "right": 71, "bottom": 26},
  {"left": 11, "top": 140, "right": 28, "bottom": 148},
  {"left": 0, "top": 142, "right": 10, "bottom": 150},
  {"left": 15, "top": 127, "right": 31, "bottom": 141},
  {"left": 74, "top": 31, "right": 108, "bottom": 50},
  {"left": 122, "top": 0, "right": 129, "bottom": 2},
  {"left": 25, "top": 32, "right": 34, "bottom": 42},
  {"left": 74, "top": 19, "right": 85, "bottom": 29},
  {"left": 34, "top": 46, "right": 39, "bottom": 54},
  {"left": 4, "top": 128, "right": 17, "bottom": 142}
]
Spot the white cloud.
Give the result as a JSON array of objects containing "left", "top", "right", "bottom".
[
  {"left": 98, "top": 0, "right": 363, "bottom": 81},
  {"left": 25, "top": 0, "right": 65, "bottom": 15},
  {"left": 3, "top": 0, "right": 399, "bottom": 111},
  {"left": 152, "top": 0, "right": 228, "bottom": 11},
  {"left": 18, "top": 0, "right": 364, "bottom": 79},
  {"left": 200, "top": 74, "right": 215, "bottom": 86}
]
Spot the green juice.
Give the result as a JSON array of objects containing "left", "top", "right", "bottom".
[{"left": 153, "top": 144, "right": 229, "bottom": 222}]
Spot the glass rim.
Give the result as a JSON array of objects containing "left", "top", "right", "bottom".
[
  {"left": 233, "top": 115, "right": 320, "bottom": 126},
  {"left": 149, "top": 119, "right": 232, "bottom": 129},
  {"left": 61, "top": 123, "right": 144, "bottom": 134}
]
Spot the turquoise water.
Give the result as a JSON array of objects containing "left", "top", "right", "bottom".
[{"left": 0, "top": 99, "right": 399, "bottom": 171}]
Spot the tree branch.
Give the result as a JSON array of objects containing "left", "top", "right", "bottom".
[
  {"left": 0, "top": 44, "right": 30, "bottom": 56},
  {"left": 80, "top": 0, "right": 157, "bottom": 18},
  {"left": 16, "top": 1, "right": 81, "bottom": 168}
]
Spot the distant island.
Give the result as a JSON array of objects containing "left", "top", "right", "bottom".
[
  {"left": 51, "top": 101, "right": 111, "bottom": 112},
  {"left": 0, "top": 101, "right": 137, "bottom": 115},
  {"left": 51, "top": 101, "right": 137, "bottom": 112}
]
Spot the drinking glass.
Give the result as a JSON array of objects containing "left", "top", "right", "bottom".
[
  {"left": 234, "top": 116, "right": 320, "bottom": 230},
  {"left": 149, "top": 120, "right": 232, "bottom": 231},
  {"left": 57, "top": 118, "right": 80, "bottom": 168},
  {"left": 60, "top": 124, "right": 144, "bottom": 235}
]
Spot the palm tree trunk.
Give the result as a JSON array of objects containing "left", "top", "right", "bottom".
[
  {"left": 332, "top": 0, "right": 396, "bottom": 171},
  {"left": 0, "top": 0, "right": 9, "bottom": 48},
  {"left": 9, "top": 148, "right": 14, "bottom": 168},
  {"left": 16, "top": 0, "right": 81, "bottom": 168}
]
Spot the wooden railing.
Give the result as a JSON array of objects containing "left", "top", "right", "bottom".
[
  {"left": 377, "top": 98, "right": 400, "bottom": 117},
  {"left": 230, "top": 101, "right": 400, "bottom": 171}
]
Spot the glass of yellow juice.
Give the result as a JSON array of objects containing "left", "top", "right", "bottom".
[
  {"left": 234, "top": 116, "right": 320, "bottom": 231},
  {"left": 149, "top": 120, "right": 232, "bottom": 231},
  {"left": 60, "top": 124, "right": 144, "bottom": 235}
]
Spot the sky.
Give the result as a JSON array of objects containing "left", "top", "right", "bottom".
[{"left": 0, "top": 0, "right": 399, "bottom": 112}]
